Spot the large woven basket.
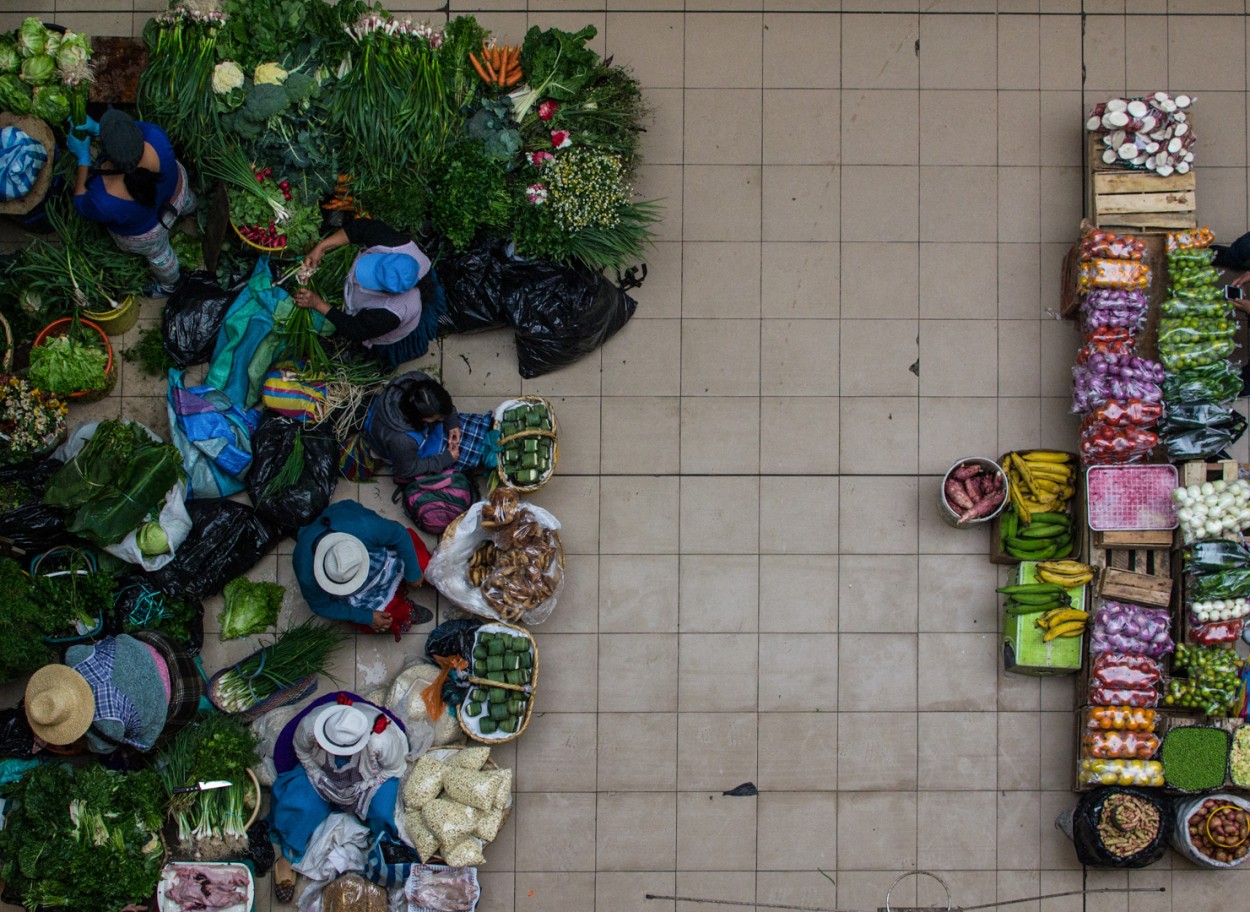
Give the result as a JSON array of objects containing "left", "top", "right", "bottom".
[
  {"left": 458, "top": 620, "right": 538, "bottom": 745},
  {"left": 494, "top": 396, "right": 559, "bottom": 493},
  {"left": 208, "top": 660, "right": 319, "bottom": 721},
  {"left": 419, "top": 744, "right": 513, "bottom": 866}
]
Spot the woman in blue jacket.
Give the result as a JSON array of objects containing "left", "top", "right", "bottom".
[
  {"left": 293, "top": 500, "right": 433, "bottom": 637},
  {"left": 68, "top": 109, "right": 196, "bottom": 296}
]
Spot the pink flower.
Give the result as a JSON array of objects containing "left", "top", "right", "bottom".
[
  {"left": 527, "top": 151, "right": 553, "bottom": 168},
  {"left": 538, "top": 100, "right": 559, "bottom": 121},
  {"left": 550, "top": 129, "right": 572, "bottom": 150},
  {"left": 526, "top": 183, "right": 548, "bottom": 205}
]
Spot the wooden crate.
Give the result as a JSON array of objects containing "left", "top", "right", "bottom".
[
  {"left": 1092, "top": 529, "right": 1175, "bottom": 549},
  {"left": 1090, "top": 545, "right": 1175, "bottom": 608},
  {"left": 1181, "top": 460, "right": 1241, "bottom": 487},
  {"left": 1086, "top": 132, "right": 1197, "bottom": 231}
]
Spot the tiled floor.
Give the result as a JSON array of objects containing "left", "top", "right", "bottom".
[{"left": 9, "top": 2, "right": 1250, "bottom": 911}]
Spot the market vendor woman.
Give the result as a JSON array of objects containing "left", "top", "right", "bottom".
[
  {"left": 294, "top": 217, "right": 445, "bottom": 367},
  {"left": 68, "top": 109, "right": 196, "bottom": 296},
  {"left": 293, "top": 500, "right": 434, "bottom": 636}
]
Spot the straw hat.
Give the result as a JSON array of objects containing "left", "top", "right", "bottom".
[
  {"left": 0, "top": 113, "right": 54, "bottom": 217},
  {"left": 313, "top": 532, "right": 370, "bottom": 596},
  {"left": 24, "top": 664, "right": 94, "bottom": 745},
  {"left": 312, "top": 703, "right": 371, "bottom": 756}
]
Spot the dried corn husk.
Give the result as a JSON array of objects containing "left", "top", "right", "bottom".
[{"left": 442, "top": 767, "right": 504, "bottom": 812}]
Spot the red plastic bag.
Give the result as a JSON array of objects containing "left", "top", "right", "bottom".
[
  {"left": 1090, "top": 685, "right": 1158, "bottom": 707},
  {"left": 1092, "top": 654, "right": 1162, "bottom": 688},
  {"left": 1190, "top": 619, "right": 1244, "bottom": 646}
]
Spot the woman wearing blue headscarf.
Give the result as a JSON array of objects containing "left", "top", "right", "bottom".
[{"left": 293, "top": 217, "right": 442, "bottom": 367}]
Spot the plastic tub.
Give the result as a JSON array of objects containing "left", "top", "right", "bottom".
[
  {"left": 940, "top": 457, "right": 1009, "bottom": 527},
  {"left": 31, "top": 317, "right": 115, "bottom": 401},
  {"left": 84, "top": 294, "right": 140, "bottom": 336}
]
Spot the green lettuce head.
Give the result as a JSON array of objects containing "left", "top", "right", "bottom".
[
  {"left": 55, "top": 33, "right": 90, "bottom": 74},
  {"left": 0, "top": 74, "right": 32, "bottom": 115},
  {"left": 30, "top": 84, "right": 69, "bottom": 124},
  {"left": 16, "top": 18, "right": 46, "bottom": 58},
  {"left": 0, "top": 39, "right": 19, "bottom": 75},
  {"left": 19, "top": 54, "right": 55, "bottom": 86}
]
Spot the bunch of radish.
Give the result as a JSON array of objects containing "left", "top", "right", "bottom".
[
  {"left": 1086, "top": 92, "right": 1195, "bottom": 177},
  {"left": 237, "top": 221, "right": 287, "bottom": 249}
]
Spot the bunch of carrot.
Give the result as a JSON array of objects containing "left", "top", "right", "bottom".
[
  {"left": 322, "top": 174, "right": 356, "bottom": 212},
  {"left": 469, "top": 42, "right": 522, "bottom": 89}
]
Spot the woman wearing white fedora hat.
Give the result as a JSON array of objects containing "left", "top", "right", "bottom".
[{"left": 293, "top": 499, "right": 433, "bottom": 639}]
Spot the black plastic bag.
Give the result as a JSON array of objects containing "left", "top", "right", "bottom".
[
  {"left": 0, "top": 456, "right": 63, "bottom": 491},
  {"left": 246, "top": 821, "right": 276, "bottom": 877},
  {"left": 109, "top": 578, "right": 205, "bottom": 655},
  {"left": 1062, "top": 787, "right": 1172, "bottom": 868},
  {"left": 162, "top": 270, "right": 237, "bottom": 369},
  {"left": 246, "top": 415, "right": 339, "bottom": 533},
  {"left": 1161, "top": 406, "right": 1247, "bottom": 460},
  {"left": 147, "top": 500, "right": 282, "bottom": 601},
  {"left": 1186, "top": 540, "right": 1250, "bottom": 574},
  {"left": 0, "top": 708, "right": 34, "bottom": 759},
  {"left": 0, "top": 501, "right": 74, "bottom": 560},
  {"left": 424, "top": 618, "right": 483, "bottom": 663},
  {"left": 439, "top": 243, "right": 639, "bottom": 378}
]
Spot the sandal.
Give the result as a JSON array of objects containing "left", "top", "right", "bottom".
[{"left": 274, "top": 855, "right": 296, "bottom": 904}]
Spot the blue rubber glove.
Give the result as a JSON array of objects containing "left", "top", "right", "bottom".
[{"left": 65, "top": 131, "right": 92, "bottom": 167}]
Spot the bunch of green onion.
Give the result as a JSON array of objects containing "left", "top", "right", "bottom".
[{"left": 213, "top": 620, "right": 344, "bottom": 713}]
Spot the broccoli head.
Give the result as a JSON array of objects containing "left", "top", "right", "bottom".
[
  {"left": 283, "top": 71, "right": 317, "bottom": 103},
  {"left": 242, "top": 82, "right": 289, "bottom": 120}
]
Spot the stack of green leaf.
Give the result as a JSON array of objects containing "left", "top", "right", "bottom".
[
  {"left": 465, "top": 631, "right": 533, "bottom": 736},
  {"left": 0, "top": 764, "right": 165, "bottom": 912},
  {"left": 43, "top": 419, "right": 184, "bottom": 547},
  {"left": 219, "top": 576, "right": 286, "bottom": 639},
  {"left": 0, "top": 19, "right": 92, "bottom": 125}
]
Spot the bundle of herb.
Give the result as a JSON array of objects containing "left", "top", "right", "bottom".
[
  {"left": 429, "top": 142, "right": 517, "bottom": 250},
  {"left": 212, "top": 620, "right": 345, "bottom": 713},
  {"left": 0, "top": 556, "right": 58, "bottom": 682},
  {"left": 138, "top": 6, "right": 226, "bottom": 160},
  {"left": 44, "top": 419, "right": 184, "bottom": 548},
  {"left": 123, "top": 325, "right": 177, "bottom": 378},
  {"left": 158, "top": 712, "right": 259, "bottom": 860},
  {"left": 0, "top": 763, "right": 165, "bottom": 912},
  {"left": 31, "top": 550, "right": 114, "bottom": 638},
  {"left": 0, "top": 374, "right": 67, "bottom": 464}
]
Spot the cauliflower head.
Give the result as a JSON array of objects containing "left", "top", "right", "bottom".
[
  {"left": 212, "top": 60, "right": 244, "bottom": 94},
  {"left": 254, "top": 62, "right": 288, "bottom": 86}
]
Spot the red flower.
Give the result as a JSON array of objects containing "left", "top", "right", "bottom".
[
  {"left": 538, "top": 99, "right": 559, "bottom": 121},
  {"left": 550, "top": 129, "right": 572, "bottom": 149}
]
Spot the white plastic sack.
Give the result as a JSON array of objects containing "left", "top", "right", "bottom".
[
  {"left": 1171, "top": 793, "right": 1250, "bottom": 868},
  {"left": 54, "top": 420, "right": 192, "bottom": 571},
  {"left": 423, "top": 500, "right": 563, "bottom": 625},
  {"left": 249, "top": 704, "right": 303, "bottom": 787},
  {"left": 293, "top": 812, "right": 370, "bottom": 881}
]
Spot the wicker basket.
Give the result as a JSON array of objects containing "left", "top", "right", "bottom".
[
  {"left": 415, "top": 745, "right": 513, "bottom": 866},
  {"left": 494, "top": 396, "right": 559, "bottom": 493},
  {"left": 0, "top": 312, "right": 11, "bottom": 373},
  {"left": 208, "top": 661, "right": 319, "bottom": 721},
  {"left": 230, "top": 220, "right": 292, "bottom": 257},
  {"left": 458, "top": 621, "right": 538, "bottom": 745},
  {"left": 31, "top": 317, "right": 116, "bottom": 402}
]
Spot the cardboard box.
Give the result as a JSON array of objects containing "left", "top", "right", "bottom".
[{"left": 1002, "top": 561, "right": 1087, "bottom": 677}]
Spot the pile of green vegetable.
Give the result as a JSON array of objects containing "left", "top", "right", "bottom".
[
  {"left": 211, "top": 620, "right": 344, "bottom": 713},
  {"left": 1161, "top": 725, "right": 1231, "bottom": 791},
  {"left": 0, "top": 19, "right": 93, "bottom": 125},
  {"left": 30, "top": 548, "right": 114, "bottom": 638},
  {"left": 0, "top": 764, "right": 165, "bottom": 912},
  {"left": 28, "top": 331, "right": 109, "bottom": 396},
  {"left": 219, "top": 576, "right": 285, "bottom": 639},
  {"left": 43, "top": 419, "right": 184, "bottom": 549},
  {"left": 158, "top": 712, "right": 259, "bottom": 860},
  {"left": 465, "top": 630, "right": 533, "bottom": 737},
  {"left": 136, "top": 0, "right": 657, "bottom": 272},
  {"left": 0, "top": 556, "right": 59, "bottom": 681}
]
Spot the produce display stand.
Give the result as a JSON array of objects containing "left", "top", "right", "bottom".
[{"left": 1085, "top": 127, "right": 1198, "bottom": 233}]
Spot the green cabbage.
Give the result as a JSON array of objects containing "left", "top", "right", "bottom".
[
  {"left": 0, "top": 39, "right": 19, "bottom": 75},
  {"left": 55, "top": 33, "right": 91, "bottom": 74},
  {"left": 17, "top": 19, "right": 46, "bottom": 59},
  {"left": 30, "top": 84, "right": 69, "bottom": 124},
  {"left": 218, "top": 577, "right": 285, "bottom": 640},
  {"left": 0, "top": 75, "right": 32, "bottom": 115},
  {"left": 19, "top": 54, "right": 55, "bottom": 86},
  {"left": 43, "top": 32, "right": 61, "bottom": 59}
]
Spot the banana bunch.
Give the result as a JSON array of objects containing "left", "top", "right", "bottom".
[
  {"left": 1035, "top": 559, "right": 1095, "bottom": 588},
  {"left": 997, "top": 582, "right": 1072, "bottom": 615},
  {"left": 1000, "top": 450, "right": 1077, "bottom": 560},
  {"left": 1034, "top": 607, "right": 1090, "bottom": 642}
]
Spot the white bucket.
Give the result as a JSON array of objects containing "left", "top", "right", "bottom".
[{"left": 940, "top": 457, "right": 1009, "bottom": 528}]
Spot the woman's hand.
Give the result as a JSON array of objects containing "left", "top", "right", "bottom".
[
  {"left": 304, "top": 243, "right": 325, "bottom": 272},
  {"left": 293, "top": 288, "right": 328, "bottom": 313},
  {"left": 371, "top": 610, "right": 391, "bottom": 632},
  {"left": 449, "top": 428, "right": 462, "bottom": 446},
  {"left": 1231, "top": 270, "right": 1250, "bottom": 290}
]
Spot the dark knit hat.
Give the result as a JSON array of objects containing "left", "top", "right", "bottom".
[{"left": 98, "top": 109, "right": 144, "bottom": 172}]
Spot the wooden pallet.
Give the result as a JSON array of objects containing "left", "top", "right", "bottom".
[
  {"left": 1092, "top": 529, "right": 1174, "bottom": 549},
  {"left": 1181, "top": 460, "right": 1241, "bottom": 487},
  {"left": 1086, "top": 132, "right": 1197, "bottom": 231},
  {"left": 1090, "top": 546, "right": 1174, "bottom": 608}
]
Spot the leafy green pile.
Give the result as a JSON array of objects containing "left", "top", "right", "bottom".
[
  {"left": 0, "top": 764, "right": 165, "bottom": 911},
  {"left": 31, "top": 555, "right": 115, "bottom": 637},
  {"left": 219, "top": 577, "right": 285, "bottom": 639},
  {"left": 429, "top": 142, "right": 516, "bottom": 250},
  {"left": 28, "top": 333, "right": 110, "bottom": 396},
  {"left": 44, "top": 420, "right": 184, "bottom": 547},
  {"left": 118, "top": 580, "right": 200, "bottom": 644},
  {"left": 0, "top": 557, "right": 58, "bottom": 682},
  {"left": 123, "top": 325, "right": 176, "bottom": 378}
]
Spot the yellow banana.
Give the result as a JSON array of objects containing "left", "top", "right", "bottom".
[
  {"left": 1008, "top": 483, "right": 1032, "bottom": 525},
  {"left": 1044, "top": 609, "right": 1089, "bottom": 625},
  {"left": 1021, "top": 450, "right": 1073, "bottom": 464},
  {"left": 1043, "top": 620, "right": 1087, "bottom": 641},
  {"left": 1038, "top": 560, "right": 1094, "bottom": 574},
  {"left": 1037, "top": 571, "right": 1093, "bottom": 588},
  {"left": 1008, "top": 452, "right": 1037, "bottom": 493},
  {"left": 1028, "top": 464, "right": 1074, "bottom": 482}
]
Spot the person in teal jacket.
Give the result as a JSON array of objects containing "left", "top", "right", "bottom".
[{"left": 293, "top": 500, "right": 433, "bottom": 636}]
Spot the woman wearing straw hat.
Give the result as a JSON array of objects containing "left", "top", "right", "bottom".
[
  {"left": 24, "top": 633, "right": 170, "bottom": 754},
  {"left": 68, "top": 109, "right": 196, "bottom": 297},
  {"left": 293, "top": 499, "right": 434, "bottom": 638}
]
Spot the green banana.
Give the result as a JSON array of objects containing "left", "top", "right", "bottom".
[
  {"left": 996, "top": 583, "right": 1067, "bottom": 596},
  {"left": 1030, "top": 512, "right": 1071, "bottom": 526},
  {"left": 1005, "top": 598, "right": 1067, "bottom": 615},
  {"left": 1018, "top": 522, "right": 1068, "bottom": 540}
]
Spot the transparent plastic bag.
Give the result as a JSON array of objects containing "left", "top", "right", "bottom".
[
  {"left": 1162, "top": 361, "right": 1243, "bottom": 405},
  {"left": 1158, "top": 337, "right": 1237, "bottom": 371},
  {"left": 1089, "top": 685, "right": 1159, "bottom": 708},
  {"left": 1172, "top": 794, "right": 1250, "bottom": 868},
  {"left": 1081, "top": 730, "right": 1160, "bottom": 760},
  {"left": 1079, "top": 258, "right": 1149, "bottom": 290},
  {"left": 1085, "top": 706, "right": 1157, "bottom": 732},
  {"left": 1078, "top": 758, "right": 1164, "bottom": 787},
  {"left": 1091, "top": 654, "right": 1161, "bottom": 688}
]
